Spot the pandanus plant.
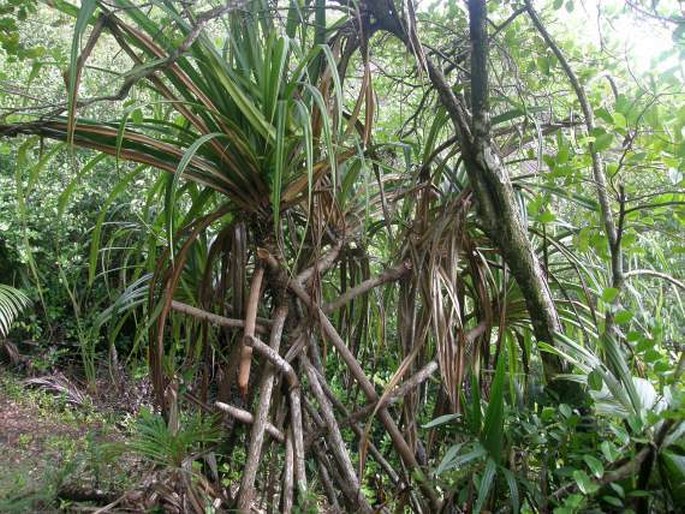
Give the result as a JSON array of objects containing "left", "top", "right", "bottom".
[{"left": 0, "top": 0, "right": 349, "bottom": 398}]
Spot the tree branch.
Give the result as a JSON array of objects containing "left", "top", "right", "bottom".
[
  {"left": 170, "top": 300, "right": 269, "bottom": 333},
  {"left": 624, "top": 269, "right": 685, "bottom": 291},
  {"left": 238, "top": 304, "right": 289, "bottom": 510},
  {"left": 238, "top": 266, "right": 265, "bottom": 396},
  {"left": 214, "top": 401, "right": 284, "bottom": 442},
  {"left": 362, "top": 0, "right": 565, "bottom": 381},
  {"left": 323, "top": 261, "right": 412, "bottom": 313},
  {"left": 525, "top": 1, "right": 622, "bottom": 292}
]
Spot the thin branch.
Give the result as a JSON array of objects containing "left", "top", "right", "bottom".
[
  {"left": 525, "top": 1, "right": 622, "bottom": 291},
  {"left": 245, "top": 335, "right": 299, "bottom": 388},
  {"left": 302, "top": 356, "right": 373, "bottom": 513},
  {"left": 306, "top": 361, "right": 402, "bottom": 487},
  {"left": 258, "top": 246, "right": 441, "bottom": 509},
  {"left": 238, "top": 304, "right": 289, "bottom": 510},
  {"left": 214, "top": 401, "right": 284, "bottom": 442},
  {"left": 170, "top": 300, "right": 269, "bottom": 333},
  {"left": 344, "top": 361, "right": 438, "bottom": 426},
  {"left": 623, "top": 201, "right": 685, "bottom": 215},
  {"left": 244, "top": 335, "right": 306, "bottom": 491},
  {"left": 283, "top": 430, "right": 294, "bottom": 513},
  {"left": 491, "top": 6, "right": 527, "bottom": 37},
  {"left": 296, "top": 239, "right": 344, "bottom": 285},
  {"left": 624, "top": 269, "right": 685, "bottom": 291},
  {"left": 624, "top": 0, "right": 684, "bottom": 24},
  {"left": 59, "top": 1, "right": 246, "bottom": 114},
  {"left": 323, "top": 261, "right": 412, "bottom": 313}
]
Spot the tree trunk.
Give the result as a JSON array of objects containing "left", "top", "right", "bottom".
[{"left": 365, "top": 0, "right": 564, "bottom": 379}]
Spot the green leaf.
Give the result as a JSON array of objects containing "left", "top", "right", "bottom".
[
  {"left": 89, "top": 166, "right": 146, "bottom": 284},
  {"left": 131, "top": 108, "right": 143, "bottom": 124},
  {"left": 626, "top": 331, "right": 642, "bottom": 342},
  {"left": 536, "top": 56, "right": 550, "bottom": 76},
  {"left": 452, "top": 445, "right": 488, "bottom": 468},
  {"left": 602, "top": 496, "right": 623, "bottom": 508},
  {"left": 482, "top": 355, "right": 506, "bottom": 462},
  {"left": 559, "top": 403, "right": 572, "bottom": 418},
  {"left": 572, "top": 469, "right": 598, "bottom": 494},
  {"left": 645, "top": 349, "right": 662, "bottom": 363},
  {"left": 659, "top": 450, "right": 685, "bottom": 503},
  {"left": 491, "top": 108, "right": 525, "bottom": 125},
  {"left": 165, "top": 132, "right": 228, "bottom": 256},
  {"left": 588, "top": 369, "right": 603, "bottom": 391},
  {"left": 435, "top": 443, "right": 462, "bottom": 475},
  {"left": 556, "top": 144, "right": 570, "bottom": 164},
  {"left": 595, "top": 107, "right": 613, "bottom": 125},
  {"left": 422, "top": 413, "right": 459, "bottom": 429},
  {"left": 212, "top": 63, "right": 276, "bottom": 142},
  {"left": 474, "top": 458, "right": 497, "bottom": 513},
  {"left": 502, "top": 467, "right": 520, "bottom": 513},
  {"left": 285, "top": 0, "right": 301, "bottom": 38},
  {"left": 601, "top": 287, "right": 619, "bottom": 302},
  {"left": 0, "top": 285, "right": 31, "bottom": 337},
  {"left": 593, "top": 130, "right": 614, "bottom": 152},
  {"left": 614, "top": 310, "right": 633, "bottom": 325},
  {"left": 601, "top": 333, "right": 642, "bottom": 415},
  {"left": 271, "top": 100, "right": 288, "bottom": 230},
  {"left": 636, "top": 338, "right": 653, "bottom": 353},
  {"left": 583, "top": 455, "right": 604, "bottom": 478},
  {"left": 609, "top": 482, "right": 625, "bottom": 498},
  {"left": 538, "top": 211, "right": 556, "bottom": 223},
  {"left": 612, "top": 112, "right": 627, "bottom": 130},
  {"left": 609, "top": 424, "right": 630, "bottom": 445},
  {"left": 653, "top": 360, "right": 670, "bottom": 373}
]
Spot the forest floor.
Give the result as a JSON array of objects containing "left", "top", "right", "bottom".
[
  {"left": 0, "top": 355, "right": 332, "bottom": 513},
  {"left": 0, "top": 366, "right": 146, "bottom": 513}
]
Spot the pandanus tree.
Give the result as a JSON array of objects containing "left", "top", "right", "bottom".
[{"left": 2, "top": 0, "right": 683, "bottom": 512}]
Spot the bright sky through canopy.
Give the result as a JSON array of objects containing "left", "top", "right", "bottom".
[
  {"left": 574, "top": 0, "right": 682, "bottom": 75},
  {"left": 420, "top": 0, "right": 683, "bottom": 77}
]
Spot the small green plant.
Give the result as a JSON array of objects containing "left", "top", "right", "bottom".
[
  {"left": 122, "top": 408, "right": 223, "bottom": 513},
  {"left": 428, "top": 355, "right": 519, "bottom": 514},
  {"left": 0, "top": 284, "right": 30, "bottom": 337},
  {"left": 293, "top": 488, "right": 321, "bottom": 514},
  {"left": 129, "top": 408, "right": 221, "bottom": 469},
  {"left": 16, "top": 433, "right": 32, "bottom": 449}
]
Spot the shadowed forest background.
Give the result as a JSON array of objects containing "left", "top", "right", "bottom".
[{"left": 0, "top": 0, "right": 684, "bottom": 512}]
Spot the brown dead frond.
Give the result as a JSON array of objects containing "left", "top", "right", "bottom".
[{"left": 24, "top": 372, "right": 88, "bottom": 406}]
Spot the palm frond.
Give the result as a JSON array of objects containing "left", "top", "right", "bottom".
[{"left": 0, "top": 284, "right": 30, "bottom": 338}]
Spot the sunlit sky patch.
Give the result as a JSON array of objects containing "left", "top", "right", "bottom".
[
  {"left": 570, "top": 0, "right": 682, "bottom": 76},
  {"left": 418, "top": 0, "right": 683, "bottom": 78}
]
